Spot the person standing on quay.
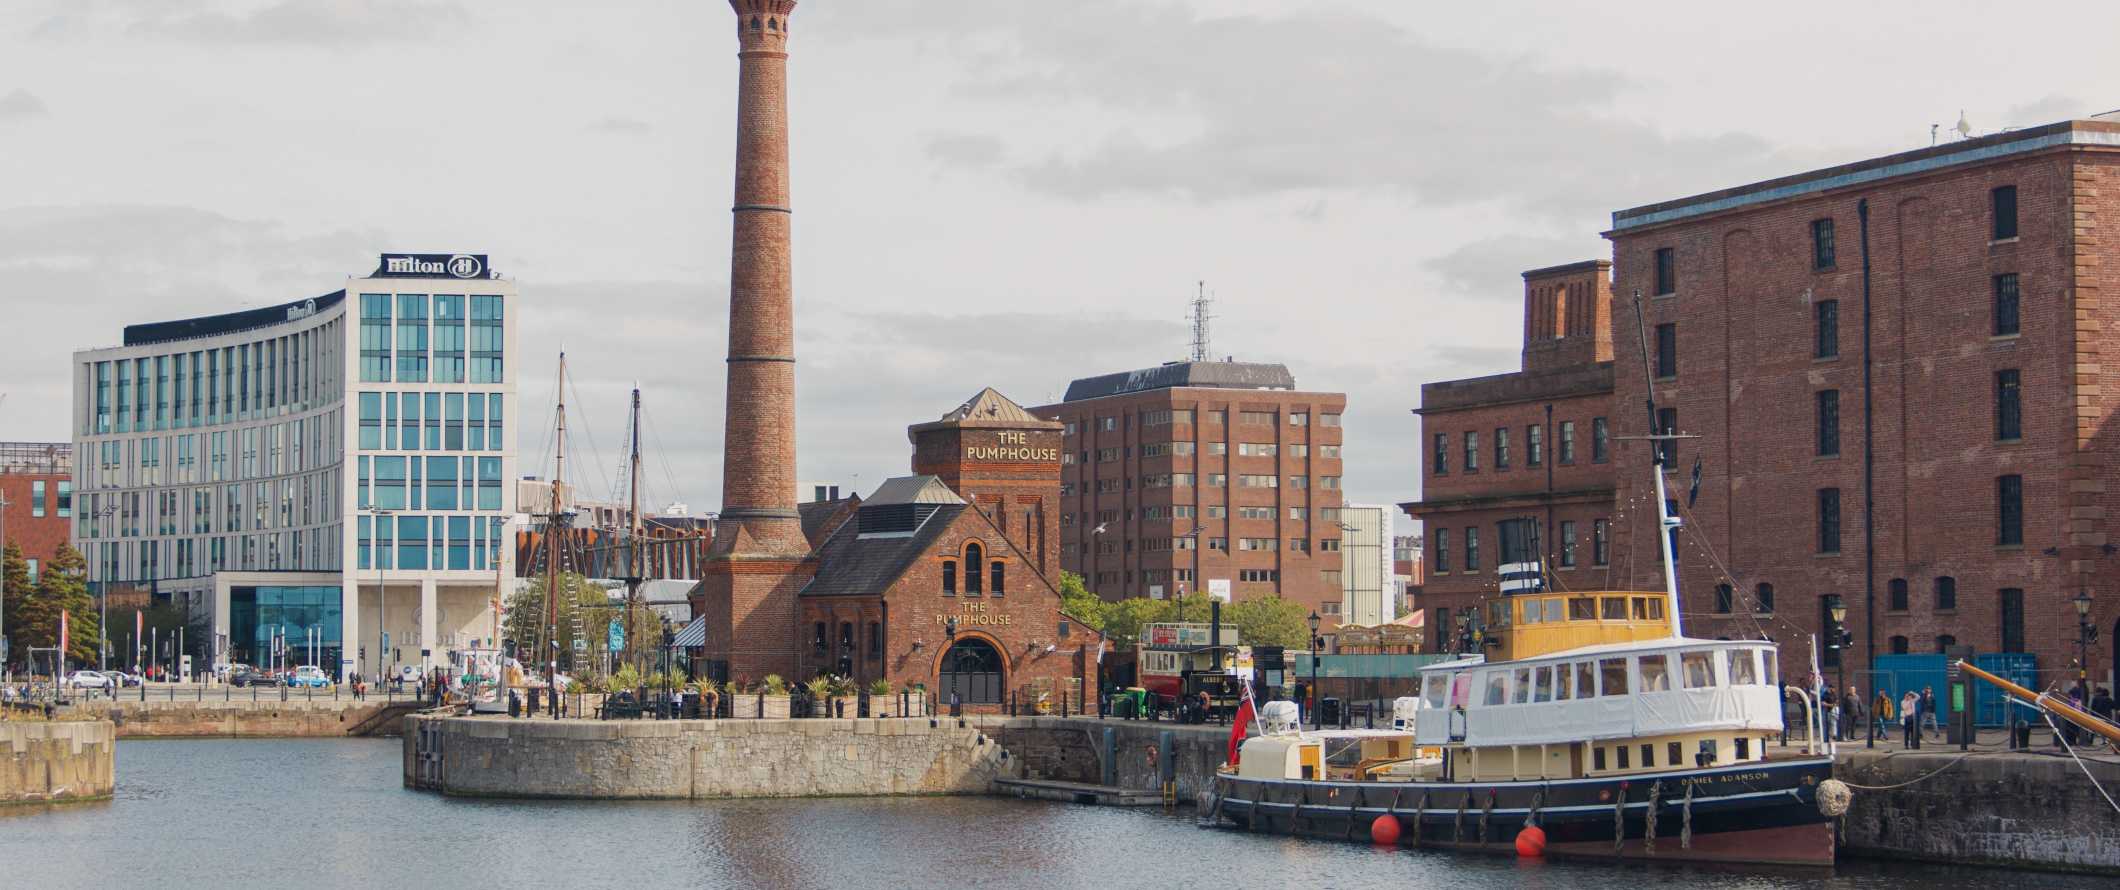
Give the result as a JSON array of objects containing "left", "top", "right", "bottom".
[
  {"left": 1842, "top": 685, "right": 1864, "bottom": 741},
  {"left": 1919, "top": 686, "right": 1939, "bottom": 740},
  {"left": 1873, "top": 689, "right": 1895, "bottom": 739},
  {"left": 1900, "top": 690, "right": 1920, "bottom": 749}
]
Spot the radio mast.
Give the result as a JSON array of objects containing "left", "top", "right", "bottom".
[{"left": 1189, "top": 281, "right": 1213, "bottom": 362}]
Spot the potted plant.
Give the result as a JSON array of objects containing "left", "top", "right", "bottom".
[
  {"left": 693, "top": 678, "right": 721, "bottom": 718},
  {"left": 761, "top": 674, "right": 791, "bottom": 719},
  {"left": 906, "top": 682, "right": 930, "bottom": 718},
  {"left": 730, "top": 675, "right": 761, "bottom": 718},
  {"left": 803, "top": 675, "right": 834, "bottom": 717},
  {"left": 867, "top": 678, "right": 895, "bottom": 716},
  {"left": 829, "top": 674, "right": 859, "bottom": 719}
]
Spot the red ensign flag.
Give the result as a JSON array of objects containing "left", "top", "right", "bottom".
[{"left": 1227, "top": 683, "right": 1256, "bottom": 766}]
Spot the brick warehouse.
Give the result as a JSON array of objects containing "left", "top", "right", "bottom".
[
  {"left": 1403, "top": 262, "right": 1620, "bottom": 653},
  {"left": 1, "top": 443, "right": 74, "bottom": 588},
  {"left": 1415, "top": 116, "right": 2120, "bottom": 687},
  {"left": 1032, "top": 362, "right": 1349, "bottom": 625}
]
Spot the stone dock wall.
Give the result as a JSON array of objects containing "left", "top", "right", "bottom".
[
  {"left": 993, "top": 717, "right": 1226, "bottom": 801},
  {"left": 405, "top": 714, "right": 1020, "bottom": 799},
  {"left": 1839, "top": 748, "right": 2120, "bottom": 873},
  {"left": 73, "top": 699, "right": 422, "bottom": 738},
  {"left": 2, "top": 720, "right": 116, "bottom": 806}
]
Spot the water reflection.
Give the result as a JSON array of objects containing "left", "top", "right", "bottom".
[{"left": 0, "top": 739, "right": 2098, "bottom": 890}]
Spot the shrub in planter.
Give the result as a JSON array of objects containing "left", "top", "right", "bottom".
[
  {"left": 760, "top": 674, "right": 792, "bottom": 719},
  {"left": 828, "top": 674, "right": 859, "bottom": 718},
  {"left": 803, "top": 676, "right": 834, "bottom": 716}
]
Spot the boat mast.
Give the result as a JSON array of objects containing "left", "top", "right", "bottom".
[
  {"left": 546, "top": 353, "right": 568, "bottom": 703},
  {"left": 1629, "top": 293, "right": 1685, "bottom": 638},
  {"left": 626, "top": 385, "right": 644, "bottom": 678}
]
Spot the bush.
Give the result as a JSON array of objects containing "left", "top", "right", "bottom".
[
  {"left": 867, "top": 678, "right": 893, "bottom": 696},
  {"left": 761, "top": 674, "right": 788, "bottom": 695},
  {"left": 606, "top": 665, "right": 644, "bottom": 695},
  {"left": 803, "top": 675, "right": 833, "bottom": 699}
]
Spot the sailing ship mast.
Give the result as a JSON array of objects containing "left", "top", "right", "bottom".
[
  {"left": 545, "top": 352, "right": 569, "bottom": 704},
  {"left": 625, "top": 386, "right": 644, "bottom": 677},
  {"left": 1629, "top": 293, "right": 1686, "bottom": 638}
]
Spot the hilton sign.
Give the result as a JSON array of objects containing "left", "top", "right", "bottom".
[
  {"left": 372, "top": 253, "right": 490, "bottom": 280},
  {"left": 962, "top": 430, "right": 1057, "bottom": 462}
]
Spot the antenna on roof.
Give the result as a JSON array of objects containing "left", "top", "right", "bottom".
[{"left": 1188, "top": 280, "right": 1214, "bottom": 363}]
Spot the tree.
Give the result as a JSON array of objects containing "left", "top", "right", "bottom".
[
  {"left": 2, "top": 541, "right": 30, "bottom": 667},
  {"left": 1225, "top": 595, "right": 1312, "bottom": 649},
  {"left": 16, "top": 544, "right": 98, "bottom": 667},
  {"left": 502, "top": 572, "right": 615, "bottom": 676},
  {"left": 1056, "top": 571, "right": 1106, "bottom": 632}
]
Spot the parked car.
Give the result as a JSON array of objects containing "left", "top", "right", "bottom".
[
  {"left": 230, "top": 667, "right": 280, "bottom": 688},
  {"left": 99, "top": 670, "right": 142, "bottom": 687},
  {"left": 288, "top": 666, "right": 332, "bottom": 688},
  {"left": 66, "top": 670, "right": 114, "bottom": 690}
]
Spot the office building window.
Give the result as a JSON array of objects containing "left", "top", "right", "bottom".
[
  {"left": 31, "top": 480, "right": 45, "bottom": 517},
  {"left": 1817, "top": 488, "right": 1841, "bottom": 554},
  {"left": 1464, "top": 527, "right": 1480, "bottom": 572},
  {"left": 1993, "top": 273, "right": 2020, "bottom": 336},
  {"left": 1653, "top": 247, "right": 1676, "bottom": 295},
  {"left": 1997, "top": 475, "right": 2023, "bottom": 546},
  {"left": 359, "top": 294, "right": 391, "bottom": 382},
  {"left": 1592, "top": 519, "right": 1609, "bottom": 566},
  {"left": 1591, "top": 417, "right": 1608, "bottom": 463},
  {"left": 1816, "top": 389, "right": 1840, "bottom": 456},
  {"left": 1527, "top": 424, "right": 1544, "bottom": 467},
  {"left": 1432, "top": 433, "right": 1448, "bottom": 475},
  {"left": 57, "top": 481, "right": 71, "bottom": 518},
  {"left": 1558, "top": 421, "right": 1575, "bottom": 465},
  {"left": 1433, "top": 528, "right": 1450, "bottom": 573},
  {"left": 1811, "top": 218, "right": 1836, "bottom": 270},
  {"left": 1991, "top": 185, "right": 2017, "bottom": 240},
  {"left": 1494, "top": 427, "right": 1510, "bottom": 470},
  {"left": 1814, "top": 300, "right": 1839, "bottom": 358},
  {"left": 1654, "top": 323, "right": 1677, "bottom": 378},
  {"left": 1995, "top": 369, "right": 2021, "bottom": 441},
  {"left": 1559, "top": 521, "right": 1576, "bottom": 567},
  {"left": 1463, "top": 431, "right": 1479, "bottom": 472}
]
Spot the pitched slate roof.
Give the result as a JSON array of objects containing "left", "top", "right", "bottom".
[
  {"left": 942, "top": 387, "right": 1044, "bottom": 424},
  {"left": 1061, "top": 360, "right": 1296, "bottom": 402},
  {"left": 802, "top": 502, "right": 966, "bottom": 597},
  {"left": 865, "top": 475, "right": 965, "bottom": 506}
]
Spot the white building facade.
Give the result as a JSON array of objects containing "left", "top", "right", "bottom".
[
  {"left": 1339, "top": 503, "right": 1396, "bottom": 627},
  {"left": 71, "top": 254, "right": 518, "bottom": 681}
]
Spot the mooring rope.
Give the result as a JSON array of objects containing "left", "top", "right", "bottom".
[
  {"left": 1644, "top": 780, "right": 1662, "bottom": 855},
  {"left": 1477, "top": 790, "right": 1494, "bottom": 844},
  {"left": 1680, "top": 782, "right": 1694, "bottom": 850},
  {"left": 2042, "top": 711, "right": 2120, "bottom": 816},
  {"left": 1612, "top": 783, "right": 1627, "bottom": 853}
]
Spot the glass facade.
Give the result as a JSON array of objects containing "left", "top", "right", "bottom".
[{"left": 229, "top": 585, "right": 343, "bottom": 669}]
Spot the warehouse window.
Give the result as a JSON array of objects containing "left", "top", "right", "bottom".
[
  {"left": 1811, "top": 218, "right": 1836, "bottom": 270},
  {"left": 1993, "top": 274, "right": 2020, "bottom": 336},
  {"left": 1653, "top": 247, "right": 1676, "bottom": 295},
  {"left": 1991, "top": 185, "right": 2018, "bottom": 240}
]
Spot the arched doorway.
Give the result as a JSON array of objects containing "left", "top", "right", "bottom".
[{"left": 937, "top": 636, "right": 1005, "bottom": 705}]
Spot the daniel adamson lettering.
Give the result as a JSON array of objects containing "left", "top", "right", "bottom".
[{"left": 963, "top": 431, "right": 1057, "bottom": 462}]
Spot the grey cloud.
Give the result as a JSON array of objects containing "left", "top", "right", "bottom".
[
  {"left": 35, "top": 0, "right": 471, "bottom": 48},
  {"left": 829, "top": 1, "right": 1793, "bottom": 221},
  {"left": 587, "top": 117, "right": 652, "bottom": 134},
  {"left": 1423, "top": 234, "right": 1602, "bottom": 298},
  {"left": 922, "top": 132, "right": 1004, "bottom": 168},
  {"left": 0, "top": 89, "right": 49, "bottom": 120}
]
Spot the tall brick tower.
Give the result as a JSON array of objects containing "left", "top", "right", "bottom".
[
  {"left": 700, "top": 0, "right": 810, "bottom": 681},
  {"left": 910, "top": 388, "right": 1065, "bottom": 576}
]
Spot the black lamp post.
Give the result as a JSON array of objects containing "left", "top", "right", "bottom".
[
  {"left": 2073, "top": 591, "right": 2097, "bottom": 693},
  {"left": 1826, "top": 594, "right": 1848, "bottom": 742},
  {"left": 661, "top": 616, "right": 674, "bottom": 718},
  {"left": 1307, "top": 610, "right": 1321, "bottom": 730}
]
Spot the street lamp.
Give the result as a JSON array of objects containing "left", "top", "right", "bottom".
[
  {"left": 1307, "top": 610, "right": 1322, "bottom": 729},
  {"left": 369, "top": 506, "right": 394, "bottom": 688},
  {"left": 2073, "top": 591, "right": 2097, "bottom": 692},
  {"left": 1824, "top": 594, "right": 1847, "bottom": 742}
]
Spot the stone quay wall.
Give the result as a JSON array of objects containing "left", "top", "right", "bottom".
[
  {"left": 993, "top": 717, "right": 1226, "bottom": 801},
  {"left": 73, "top": 699, "right": 421, "bottom": 738},
  {"left": 2, "top": 720, "right": 115, "bottom": 806},
  {"left": 405, "top": 714, "right": 1021, "bottom": 799},
  {"left": 1840, "top": 748, "right": 2120, "bottom": 873}
]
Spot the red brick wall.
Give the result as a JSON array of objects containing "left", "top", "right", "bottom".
[
  {"left": 911, "top": 424, "right": 1063, "bottom": 577},
  {"left": 1608, "top": 141, "right": 2120, "bottom": 683},
  {"left": 1, "top": 474, "right": 72, "bottom": 569}
]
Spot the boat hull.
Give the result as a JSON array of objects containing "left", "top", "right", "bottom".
[{"left": 1209, "top": 757, "right": 1836, "bottom": 868}]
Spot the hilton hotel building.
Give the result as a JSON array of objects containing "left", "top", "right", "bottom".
[{"left": 71, "top": 254, "right": 518, "bottom": 681}]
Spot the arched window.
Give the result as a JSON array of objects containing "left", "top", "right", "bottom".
[
  {"left": 964, "top": 542, "right": 984, "bottom": 593},
  {"left": 748, "top": 16, "right": 762, "bottom": 30},
  {"left": 1888, "top": 578, "right": 1908, "bottom": 611},
  {"left": 1890, "top": 635, "right": 1909, "bottom": 654},
  {"left": 938, "top": 637, "right": 1003, "bottom": 704},
  {"left": 1713, "top": 584, "right": 1733, "bottom": 614},
  {"left": 1934, "top": 634, "right": 1957, "bottom": 654},
  {"left": 1754, "top": 582, "right": 1775, "bottom": 614},
  {"left": 1934, "top": 576, "right": 1956, "bottom": 611},
  {"left": 941, "top": 560, "right": 956, "bottom": 594},
  {"left": 768, "top": 17, "right": 778, "bottom": 31},
  {"left": 990, "top": 561, "right": 1005, "bottom": 595}
]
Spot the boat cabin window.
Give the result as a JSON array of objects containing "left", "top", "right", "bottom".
[
  {"left": 1488, "top": 600, "right": 1511, "bottom": 628},
  {"left": 1599, "top": 658, "right": 1628, "bottom": 696},
  {"left": 1638, "top": 654, "right": 1672, "bottom": 691},
  {"left": 1630, "top": 596, "right": 1664, "bottom": 621},
  {"left": 1519, "top": 599, "right": 1542, "bottom": 624},
  {"left": 1533, "top": 666, "right": 1554, "bottom": 703},
  {"left": 1727, "top": 648, "right": 1758, "bottom": 685},
  {"left": 1682, "top": 651, "right": 1717, "bottom": 688},
  {"left": 1552, "top": 665, "right": 1572, "bottom": 701},
  {"left": 1511, "top": 668, "right": 1532, "bottom": 704},
  {"left": 1593, "top": 747, "right": 1607, "bottom": 771},
  {"left": 1575, "top": 662, "right": 1596, "bottom": 698},
  {"left": 1668, "top": 741, "right": 1683, "bottom": 765},
  {"left": 1568, "top": 597, "right": 1595, "bottom": 620},
  {"left": 1600, "top": 597, "right": 1628, "bottom": 620},
  {"left": 1484, "top": 671, "right": 1507, "bottom": 706},
  {"left": 1422, "top": 673, "right": 1449, "bottom": 708},
  {"left": 1762, "top": 652, "right": 1779, "bottom": 688},
  {"left": 1450, "top": 673, "right": 1472, "bottom": 707}
]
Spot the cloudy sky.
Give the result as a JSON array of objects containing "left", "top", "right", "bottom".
[{"left": 2, "top": 0, "right": 2113, "bottom": 516}]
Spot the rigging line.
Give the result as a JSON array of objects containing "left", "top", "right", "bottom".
[
  {"left": 2041, "top": 710, "right": 2120, "bottom": 815},
  {"left": 642, "top": 402, "right": 689, "bottom": 510},
  {"left": 563, "top": 368, "right": 617, "bottom": 510},
  {"left": 534, "top": 354, "right": 563, "bottom": 485}
]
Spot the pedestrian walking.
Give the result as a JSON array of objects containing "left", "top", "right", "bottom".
[
  {"left": 1900, "top": 690, "right": 1920, "bottom": 749},
  {"left": 1843, "top": 685, "right": 1865, "bottom": 741},
  {"left": 2093, "top": 685, "right": 2114, "bottom": 723},
  {"left": 1873, "top": 689, "right": 1895, "bottom": 739},
  {"left": 1919, "top": 686, "right": 1940, "bottom": 740}
]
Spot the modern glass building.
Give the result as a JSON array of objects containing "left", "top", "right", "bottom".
[{"left": 71, "top": 254, "right": 519, "bottom": 681}]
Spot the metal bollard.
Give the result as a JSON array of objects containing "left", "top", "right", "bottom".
[{"left": 1102, "top": 726, "right": 1118, "bottom": 787}]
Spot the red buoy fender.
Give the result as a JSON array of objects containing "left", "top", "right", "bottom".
[
  {"left": 1515, "top": 825, "right": 1547, "bottom": 858},
  {"left": 1370, "top": 814, "right": 1402, "bottom": 846}
]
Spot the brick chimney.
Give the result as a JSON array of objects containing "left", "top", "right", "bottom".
[
  {"left": 699, "top": 0, "right": 810, "bottom": 681},
  {"left": 1519, "top": 259, "right": 1613, "bottom": 373}
]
